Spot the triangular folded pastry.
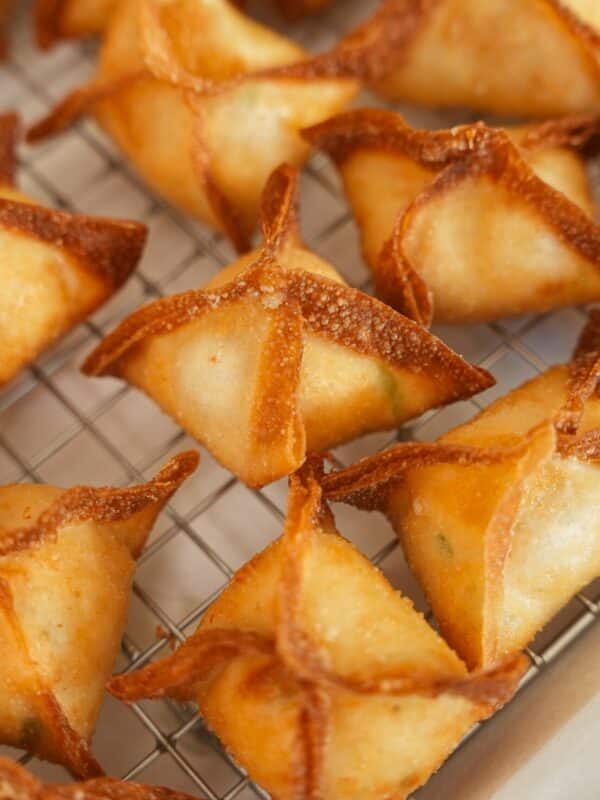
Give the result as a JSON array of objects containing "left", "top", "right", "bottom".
[
  {"left": 108, "top": 461, "right": 526, "bottom": 800},
  {"left": 0, "top": 452, "right": 198, "bottom": 778},
  {"left": 0, "top": 758, "right": 203, "bottom": 800},
  {"left": 82, "top": 164, "right": 493, "bottom": 488},
  {"left": 0, "top": 113, "right": 146, "bottom": 387},
  {"left": 306, "top": 109, "right": 600, "bottom": 325},
  {"left": 28, "top": 0, "right": 361, "bottom": 252},
  {"left": 35, "top": 0, "right": 116, "bottom": 47},
  {"left": 323, "top": 312, "right": 600, "bottom": 670},
  {"left": 352, "top": 0, "right": 600, "bottom": 117}
]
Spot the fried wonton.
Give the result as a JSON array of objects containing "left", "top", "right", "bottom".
[
  {"left": 0, "top": 451, "right": 198, "bottom": 778},
  {"left": 108, "top": 461, "right": 526, "bottom": 800},
  {"left": 354, "top": 0, "right": 600, "bottom": 117},
  {"left": 27, "top": 0, "right": 361, "bottom": 252},
  {"left": 0, "top": 758, "right": 204, "bottom": 800},
  {"left": 305, "top": 109, "right": 600, "bottom": 325},
  {"left": 35, "top": 0, "right": 116, "bottom": 47},
  {"left": 82, "top": 164, "right": 493, "bottom": 488},
  {"left": 323, "top": 312, "right": 600, "bottom": 670},
  {"left": 0, "top": 113, "right": 146, "bottom": 388}
]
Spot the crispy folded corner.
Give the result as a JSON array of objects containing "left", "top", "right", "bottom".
[
  {"left": 108, "top": 459, "right": 526, "bottom": 800},
  {"left": 27, "top": 0, "right": 371, "bottom": 251},
  {"left": 322, "top": 311, "right": 600, "bottom": 668},
  {"left": 346, "top": 0, "right": 600, "bottom": 117},
  {"left": 35, "top": 0, "right": 115, "bottom": 48},
  {"left": 305, "top": 108, "right": 600, "bottom": 324},
  {"left": 82, "top": 163, "right": 492, "bottom": 488},
  {"left": 0, "top": 112, "right": 146, "bottom": 387},
  {"left": 0, "top": 451, "right": 198, "bottom": 778},
  {"left": 0, "top": 112, "right": 18, "bottom": 187},
  {"left": 0, "top": 757, "right": 203, "bottom": 800}
]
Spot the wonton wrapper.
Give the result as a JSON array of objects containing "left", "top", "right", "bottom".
[
  {"left": 0, "top": 113, "right": 146, "bottom": 387},
  {"left": 306, "top": 109, "right": 600, "bottom": 325},
  {"left": 323, "top": 312, "right": 600, "bottom": 669},
  {"left": 354, "top": 0, "right": 600, "bottom": 117},
  {"left": 28, "top": 0, "right": 361, "bottom": 252},
  {"left": 35, "top": 0, "right": 116, "bottom": 47},
  {"left": 82, "top": 164, "right": 493, "bottom": 488},
  {"left": 0, "top": 758, "right": 204, "bottom": 800},
  {"left": 0, "top": 452, "right": 198, "bottom": 778},
  {"left": 108, "top": 462, "right": 526, "bottom": 800}
]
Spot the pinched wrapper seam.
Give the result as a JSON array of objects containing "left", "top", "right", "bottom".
[
  {"left": 26, "top": 0, "right": 396, "bottom": 251},
  {"left": 108, "top": 463, "right": 526, "bottom": 798},
  {"left": 0, "top": 756, "right": 204, "bottom": 800},
  {"left": 320, "top": 312, "right": 600, "bottom": 664},
  {"left": 0, "top": 113, "right": 146, "bottom": 290},
  {"left": 0, "top": 452, "right": 198, "bottom": 778},
  {"left": 344, "top": 0, "right": 600, "bottom": 85},
  {"left": 320, "top": 310, "right": 600, "bottom": 507},
  {"left": 81, "top": 164, "right": 493, "bottom": 485},
  {"left": 304, "top": 109, "right": 600, "bottom": 325}
]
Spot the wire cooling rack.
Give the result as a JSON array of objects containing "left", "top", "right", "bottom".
[{"left": 1, "top": 2, "right": 599, "bottom": 798}]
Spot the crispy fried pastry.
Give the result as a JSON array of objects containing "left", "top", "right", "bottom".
[
  {"left": 323, "top": 312, "right": 600, "bottom": 669},
  {"left": 305, "top": 109, "right": 600, "bottom": 325},
  {"left": 0, "top": 113, "right": 146, "bottom": 387},
  {"left": 0, "top": 452, "right": 198, "bottom": 778},
  {"left": 0, "top": 757, "right": 203, "bottom": 800},
  {"left": 355, "top": 0, "right": 600, "bottom": 117},
  {"left": 82, "top": 164, "right": 493, "bottom": 487},
  {"left": 108, "top": 460, "right": 526, "bottom": 800},
  {"left": 35, "top": 0, "right": 116, "bottom": 47},
  {"left": 28, "top": 0, "right": 360, "bottom": 251}
]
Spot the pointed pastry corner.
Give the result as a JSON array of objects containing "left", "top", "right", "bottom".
[
  {"left": 35, "top": 0, "right": 65, "bottom": 49},
  {"left": 65, "top": 212, "right": 148, "bottom": 289},
  {"left": 302, "top": 107, "right": 407, "bottom": 163},
  {"left": 0, "top": 110, "right": 20, "bottom": 187},
  {"left": 260, "top": 162, "right": 301, "bottom": 253},
  {"left": 458, "top": 652, "right": 529, "bottom": 714}
]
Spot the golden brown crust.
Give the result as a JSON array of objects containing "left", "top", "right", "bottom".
[
  {"left": 108, "top": 462, "right": 526, "bottom": 798},
  {"left": 82, "top": 258, "right": 492, "bottom": 395},
  {"left": 0, "top": 577, "right": 103, "bottom": 780},
  {"left": 0, "top": 757, "right": 203, "bottom": 800},
  {"left": 345, "top": 0, "right": 600, "bottom": 87},
  {"left": 304, "top": 108, "right": 600, "bottom": 164},
  {"left": 305, "top": 110, "right": 600, "bottom": 322},
  {"left": 2, "top": 112, "right": 147, "bottom": 289},
  {"left": 321, "top": 440, "right": 533, "bottom": 512},
  {"left": 27, "top": 73, "right": 147, "bottom": 145},
  {"left": 0, "top": 113, "right": 18, "bottom": 188},
  {"left": 0, "top": 451, "right": 199, "bottom": 558},
  {"left": 556, "top": 308, "right": 600, "bottom": 436},
  {"left": 323, "top": 311, "right": 600, "bottom": 509},
  {"left": 0, "top": 198, "right": 147, "bottom": 289},
  {"left": 81, "top": 162, "right": 492, "bottom": 397}
]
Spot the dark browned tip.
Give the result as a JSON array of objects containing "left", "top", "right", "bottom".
[
  {"left": 35, "top": 0, "right": 65, "bottom": 49},
  {"left": 260, "top": 162, "right": 301, "bottom": 252},
  {"left": 65, "top": 213, "right": 148, "bottom": 289},
  {"left": 0, "top": 111, "right": 20, "bottom": 187},
  {"left": 302, "top": 108, "right": 405, "bottom": 163}
]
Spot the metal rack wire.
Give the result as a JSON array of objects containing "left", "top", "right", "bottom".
[{"left": 1, "top": 2, "right": 599, "bottom": 798}]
